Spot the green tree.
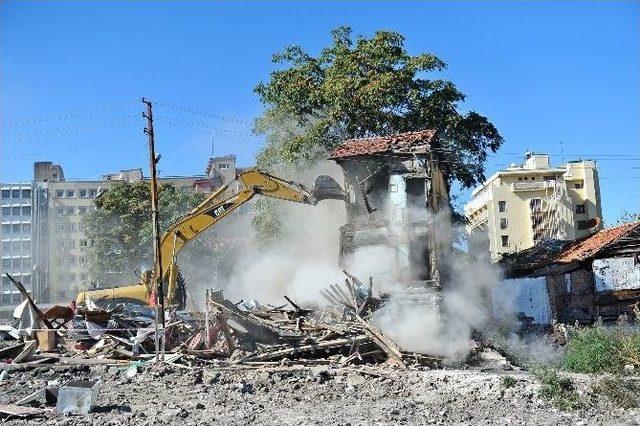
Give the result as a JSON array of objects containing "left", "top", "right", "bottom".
[
  {"left": 616, "top": 209, "right": 640, "bottom": 225},
  {"left": 83, "top": 181, "right": 207, "bottom": 287},
  {"left": 253, "top": 27, "right": 503, "bottom": 238},
  {"left": 255, "top": 26, "right": 502, "bottom": 184}
]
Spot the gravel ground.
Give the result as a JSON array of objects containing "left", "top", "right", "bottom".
[{"left": 1, "top": 362, "right": 638, "bottom": 425}]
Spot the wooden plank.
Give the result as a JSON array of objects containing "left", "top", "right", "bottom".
[
  {"left": 0, "top": 403, "right": 45, "bottom": 418},
  {"left": 236, "top": 335, "right": 370, "bottom": 363},
  {"left": 355, "top": 315, "right": 406, "bottom": 368}
]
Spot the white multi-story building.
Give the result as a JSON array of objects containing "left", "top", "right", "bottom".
[
  {"left": 465, "top": 153, "right": 603, "bottom": 260},
  {"left": 1, "top": 183, "right": 33, "bottom": 305}
]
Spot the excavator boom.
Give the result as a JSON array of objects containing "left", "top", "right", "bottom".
[{"left": 76, "top": 169, "right": 328, "bottom": 308}]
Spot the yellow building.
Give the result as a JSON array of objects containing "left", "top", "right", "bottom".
[{"left": 465, "top": 153, "right": 602, "bottom": 260}]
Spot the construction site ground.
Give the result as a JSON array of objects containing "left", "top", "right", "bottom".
[{"left": 1, "top": 362, "right": 637, "bottom": 425}]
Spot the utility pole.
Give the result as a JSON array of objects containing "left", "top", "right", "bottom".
[{"left": 142, "top": 97, "right": 165, "bottom": 361}]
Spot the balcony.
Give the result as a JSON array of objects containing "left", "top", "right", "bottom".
[{"left": 512, "top": 181, "right": 556, "bottom": 192}]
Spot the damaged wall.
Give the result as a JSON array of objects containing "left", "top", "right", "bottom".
[{"left": 328, "top": 130, "right": 450, "bottom": 290}]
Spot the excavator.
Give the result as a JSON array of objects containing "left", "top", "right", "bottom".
[{"left": 75, "top": 169, "right": 345, "bottom": 309}]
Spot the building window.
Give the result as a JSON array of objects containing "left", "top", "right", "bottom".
[
  {"left": 574, "top": 180, "right": 584, "bottom": 189},
  {"left": 529, "top": 198, "right": 542, "bottom": 212},
  {"left": 23, "top": 240, "right": 31, "bottom": 251},
  {"left": 498, "top": 201, "right": 506, "bottom": 213},
  {"left": 544, "top": 175, "right": 555, "bottom": 181},
  {"left": 12, "top": 224, "right": 20, "bottom": 233},
  {"left": 12, "top": 207, "right": 21, "bottom": 216},
  {"left": 577, "top": 220, "right": 589, "bottom": 230},
  {"left": 56, "top": 190, "right": 64, "bottom": 198},
  {"left": 2, "top": 224, "right": 10, "bottom": 233},
  {"left": 22, "top": 206, "right": 31, "bottom": 216},
  {"left": 2, "top": 241, "right": 10, "bottom": 251},
  {"left": 12, "top": 241, "right": 20, "bottom": 251},
  {"left": 66, "top": 190, "right": 75, "bottom": 198},
  {"left": 1, "top": 190, "right": 9, "bottom": 199},
  {"left": 11, "top": 189, "right": 20, "bottom": 198},
  {"left": 56, "top": 207, "right": 64, "bottom": 217},
  {"left": 66, "top": 207, "right": 74, "bottom": 215},
  {"left": 78, "top": 206, "right": 88, "bottom": 215},
  {"left": 22, "top": 223, "right": 31, "bottom": 234},
  {"left": 523, "top": 177, "right": 528, "bottom": 181},
  {"left": 22, "top": 189, "right": 31, "bottom": 198},
  {"left": 79, "top": 189, "right": 87, "bottom": 198},
  {"left": 2, "top": 258, "right": 10, "bottom": 268},
  {"left": 79, "top": 239, "right": 88, "bottom": 247},
  {"left": 517, "top": 177, "right": 523, "bottom": 181},
  {"left": 531, "top": 177, "right": 536, "bottom": 181},
  {"left": 575, "top": 204, "right": 586, "bottom": 214},
  {"left": 218, "top": 163, "right": 229, "bottom": 170},
  {"left": 89, "top": 189, "right": 97, "bottom": 197},
  {"left": 2, "top": 207, "right": 10, "bottom": 216},
  {"left": 501, "top": 235, "right": 510, "bottom": 247},
  {"left": 500, "top": 218, "right": 508, "bottom": 229}
]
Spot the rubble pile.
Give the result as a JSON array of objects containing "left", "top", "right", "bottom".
[{"left": 1, "top": 271, "right": 441, "bottom": 372}]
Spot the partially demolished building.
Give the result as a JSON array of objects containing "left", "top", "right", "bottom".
[
  {"left": 497, "top": 221, "right": 640, "bottom": 325},
  {"left": 328, "top": 130, "right": 451, "bottom": 290}
]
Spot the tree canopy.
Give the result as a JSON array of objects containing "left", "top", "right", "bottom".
[
  {"left": 83, "top": 181, "right": 206, "bottom": 287},
  {"left": 254, "top": 26, "right": 503, "bottom": 189}
]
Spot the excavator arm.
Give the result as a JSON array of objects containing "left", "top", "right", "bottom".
[
  {"left": 159, "top": 169, "right": 318, "bottom": 306},
  {"left": 77, "top": 169, "right": 323, "bottom": 308}
]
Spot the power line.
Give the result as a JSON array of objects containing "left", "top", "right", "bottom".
[
  {"left": 0, "top": 100, "right": 138, "bottom": 129},
  {"left": 0, "top": 135, "right": 140, "bottom": 160},
  {"left": 153, "top": 115, "right": 260, "bottom": 139},
  {"left": 1, "top": 115, "right": 139, "bottom": 142},
  {"left": 150, "top": 99, "right": 255, "bottom": 126}
]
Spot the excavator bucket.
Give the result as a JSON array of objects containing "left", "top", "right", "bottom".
[{"left": 312, "top": 175, "right": 349, "bottom": 202}]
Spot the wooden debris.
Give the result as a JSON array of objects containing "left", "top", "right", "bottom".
[{"left": 0, "top": 403, "right": 45, "bottom": 418}]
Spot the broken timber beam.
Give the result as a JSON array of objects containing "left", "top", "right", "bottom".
[
  {"left": 236, "top": 335, "right": 370, "bottom": 363},
  {"left": 355, "top": 314, "right": 405, "bottom": 368}
]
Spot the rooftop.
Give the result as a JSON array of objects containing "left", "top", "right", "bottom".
[
  {"left": 553, "top": 221, "right": 640, "bottom": 264},
  {"left": 499, "top": 221, "right": 640, "bottom": 277},
  {"left": 328, "top": 129, "right": 435, "bottom": 159}
]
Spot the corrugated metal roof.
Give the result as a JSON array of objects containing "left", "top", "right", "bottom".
[{"left": 328, "top": 129, "right": 436, "bottom": 159}]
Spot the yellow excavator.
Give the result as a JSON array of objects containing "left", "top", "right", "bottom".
[{"left": 76, "top": 169, "right": 344, "bottom": 309}]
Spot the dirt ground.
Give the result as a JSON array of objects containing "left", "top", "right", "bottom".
[{"left": 1, "top": 361, "right": 638, "bottom": 425}]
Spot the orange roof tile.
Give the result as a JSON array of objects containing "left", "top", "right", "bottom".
[
  {"left": 328, "top": 129, "right": 436, "bottom": 159},
  {"left": 553, "top": 221, "right": 640, "bottom": 264}
]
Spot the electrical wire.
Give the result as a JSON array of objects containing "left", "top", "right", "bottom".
[
  {"left": 150, "top": 99, "right": 255, "bottom": 126},
  {"left": 1, "top": 115, "right": 139, "bottom": 142},
  {"left": 0, "top": 100, "right": 138, "bottom": 129}
]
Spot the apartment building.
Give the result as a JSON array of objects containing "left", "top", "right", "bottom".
[
  {"left": 0, "top": 183, "right": 33, "bottom": 305},
  {"left": 34, "top": 161, "right": 219, "bottom": 302},
  {"left": 465, "top": 153, "right": 602, "bottom": 260}
]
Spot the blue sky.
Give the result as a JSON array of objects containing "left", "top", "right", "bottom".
[{"left": 1, "top": 1, "right": 638, "bottom": 223}]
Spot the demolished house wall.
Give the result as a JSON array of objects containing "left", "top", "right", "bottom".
[
  {"left": 493, "top": 277, "right": 551, "bottom": 325},
  {"left": 330, "top": 146, "right": 450, "bottom": 290},
  {"left": 546, "top": 269, "right": 597, "bottom": 324},
  {"left": 335, "top": 154, "right": 436, "bottom": 288}
]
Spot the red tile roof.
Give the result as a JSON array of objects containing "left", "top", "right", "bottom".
[
  {"left": 553, "top": 221, "right": 640, "bottom": 264},
  {"left": 328, "top": 129, "right": 436, "bottom": 159}
]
